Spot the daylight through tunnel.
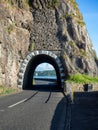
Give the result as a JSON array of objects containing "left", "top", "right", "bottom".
[
  {"left": 18, "top": 51, "right": 65, "bottom": 90},
  {"left": 33, "top": 63, "right": 57, "bottom": 86}
]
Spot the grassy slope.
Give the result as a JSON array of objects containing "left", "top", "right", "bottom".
[
  {"left": 0, "top": 86, "right": 20, "bottom": 96},
  {"left": 67, "top": 74, "right": 98, "bottom": 84}
]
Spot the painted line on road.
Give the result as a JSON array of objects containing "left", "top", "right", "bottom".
[{"left": 8, "top": 98, "right": 27, "bottom": 108}]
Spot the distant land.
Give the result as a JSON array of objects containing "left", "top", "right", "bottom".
[{"left": 34, "top": 70, "right": 56, "bottom": 77}]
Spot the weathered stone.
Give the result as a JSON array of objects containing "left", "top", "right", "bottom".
[
  {"left": 0, "top": 3, "right": 32, "bottom": 87},
  {"left": 0, "top": 0, "right": 98, "bottom": 88}
]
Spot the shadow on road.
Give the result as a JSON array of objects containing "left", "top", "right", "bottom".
[
  {"left": 32, "top": 84, "right": 61, "bottom": 92},
  {"left": 24, "top": 83, "right": 63, "bottom": 103},
  {"left": 71, "top": 91, "right": 98, "bottom": 130},
  {"left": 50, "top": 97, "right": 67, "bottom": 130}
]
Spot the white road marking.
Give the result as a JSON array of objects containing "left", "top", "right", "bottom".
[{"left": 8, "top": 98, "right": 27, "bottom": 108}]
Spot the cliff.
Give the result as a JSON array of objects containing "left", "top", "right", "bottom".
[{"left": 0, "top": 0, "right": 98, "bottom": 88}]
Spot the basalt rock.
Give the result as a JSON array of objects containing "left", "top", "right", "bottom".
[{"left": 0, "top": 0, "right": 98, "bottom": 88}]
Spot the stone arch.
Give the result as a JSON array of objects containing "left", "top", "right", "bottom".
[{"left": 18, "top": 51, "right": 65, "bottom": 90}]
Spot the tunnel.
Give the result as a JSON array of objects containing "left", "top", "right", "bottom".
[{"left": 18, "top": 51, "right": 65, "bottom": 90}]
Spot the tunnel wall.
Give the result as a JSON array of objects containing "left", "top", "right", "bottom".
[{"left": 18, "top": 51, "right": 65, "bottom": 89}]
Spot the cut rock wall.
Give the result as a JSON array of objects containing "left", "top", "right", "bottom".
[{"left": 0, "top": 0, "right": 98, "bottom": 88}]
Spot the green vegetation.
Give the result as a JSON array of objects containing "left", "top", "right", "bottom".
[
  {"left": 34, "top": 70, "right": 56, "bottom": 77},
  {"left": 69, "top": 40, "right": 80, "bottom": 55},
  {"left": 32, "top": 79, "right": 35, "bottom": 85},
  {"left": 29, "top": 43, "right": 35, "bottom": 51},
  {"left": 63, "top": 13, "right": 70, "bottom": 19},
  {"left": 69, "top": 40, "right": 77, "bottom": 48},
  {"left": 80, "top": 49, "right": 86, "bottom": 57},
  {"left": 69, "top": 41, "right": 86, "bottom": 57},
  {"left": 51, "top": 0, "right": 60, "bottom": 8},
  {"left": 7, "top": 23, "right": 15, "bottom": 34},
  {"left": 67, "top": 74, "right": 98, "bottom": 84},
  {"left": 70, "top": 0, "right": 78, "bottom": 9},
  {"left": 77, "top": 19, "right": 85, "bottom": 27},
  {"left": 0, "top": 86, "right": 19, "bottom": 96},
  {"left": 68, "top": 0, "right": 85, "bottom": 27},
  {"left": 70, "top": 0, "right": 82, "bottom": 18},
  {"left": 21, "top": 0, "right": 29, "bottom": 10}
]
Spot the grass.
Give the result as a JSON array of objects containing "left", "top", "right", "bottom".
[
  {"left": 0, "top": 86, "right": 19, "bottom": 96},
  {"left": 67, "top": 74, "right": 98, "bottom": 84}
]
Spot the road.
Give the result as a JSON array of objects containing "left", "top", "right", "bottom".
[{"left": 0, "top": 85, "right": 67, "bottom": 130}]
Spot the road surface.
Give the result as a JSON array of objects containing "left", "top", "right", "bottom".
[{"left": 0, "top": 86, "right": 67, "bottom": 130}]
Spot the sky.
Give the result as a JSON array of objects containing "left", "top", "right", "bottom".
[
  {"left": 35, "top": 63, "right": 54, "bottom": 71},
  {"left": 76, "top": 0, "right": 98, "bottom": 56}
]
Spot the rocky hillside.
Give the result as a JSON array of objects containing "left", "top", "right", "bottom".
[{"left": 0, "top": 0, "right": 98, "bottom": 88}]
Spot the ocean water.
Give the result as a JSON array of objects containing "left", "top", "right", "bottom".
[{"left": 34, "top": 76, "right": 57, "bottom": 79}]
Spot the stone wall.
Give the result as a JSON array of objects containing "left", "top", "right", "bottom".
[
  {"left": 65, "top": 82, "right": 98, "bottom": 93},
  {"left": 30, "top": 9, "right": 61, "bottom": 50}
]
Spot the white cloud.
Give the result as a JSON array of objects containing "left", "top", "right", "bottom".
[{"left": 35, "top": 63, "right": 54, "bottom": 71}]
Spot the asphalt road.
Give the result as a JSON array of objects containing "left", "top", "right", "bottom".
[{"left": 0, "top": 86, "right": 67, "bottom": 130}]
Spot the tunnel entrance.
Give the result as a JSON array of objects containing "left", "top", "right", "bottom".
[
  {"left": 33, "top": 63, "right": 57, "bottom": 84},
  {"left": 18, "top": 51, "right": 65, "bottom": 90}
]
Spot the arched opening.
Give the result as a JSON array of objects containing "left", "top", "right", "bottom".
[
  {"left": 23, "top": 54, "right": 61, "bottom": 90},
  {"left": 33, "top": 63, "right": 57, "bottom": 88},
  {"left": 18, "top": 51, "right": 65, "bottom": 91}
]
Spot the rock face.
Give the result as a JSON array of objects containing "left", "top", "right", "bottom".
[
  {"left": 0, "top": 1, "right": 32, "bottom": 87},
  {"left": 0, "top": 0, "right": 98, "bottom": 88}
]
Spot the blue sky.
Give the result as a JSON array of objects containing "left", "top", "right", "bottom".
[{"left": 76, "top": 0, "right": 98, "bottom": 55}]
